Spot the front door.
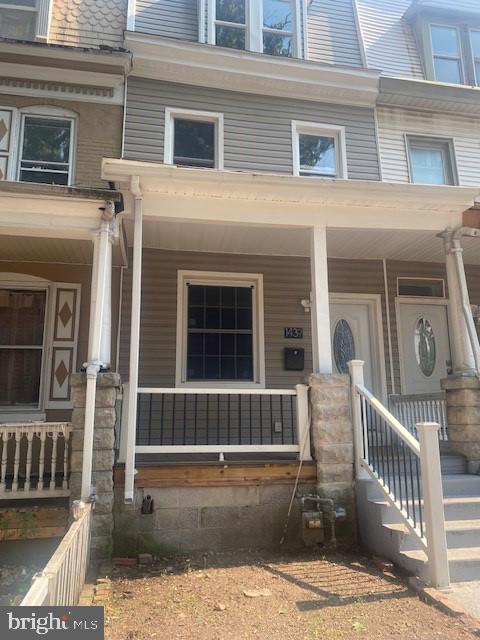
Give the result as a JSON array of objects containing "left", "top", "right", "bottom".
[
  {"left": 330, "top": 297, "right": 381, "bottom": 394},
  {"left": 397, "top": 301, "right": 450, "bottom": 394}
]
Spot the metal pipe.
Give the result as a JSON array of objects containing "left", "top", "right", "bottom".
[{"left": 124, "top": 176, "right": 143, "bottom": 503}]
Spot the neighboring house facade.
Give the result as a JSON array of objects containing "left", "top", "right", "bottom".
[
  {"left": 0, "top": 1, "right": 128, "bottom": 504},
  {"left": 2, "top": 0, "right": 480, "bottom": 582}
]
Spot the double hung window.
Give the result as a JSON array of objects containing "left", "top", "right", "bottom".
[
  {"left": 406, "top": 136, "right": 456, "bottom": 186},
  {"left": 471, "top": 30, "right": 480, "bottom": 86},
  {"left": 0, "top": 0, "right": 37, "bottom": 40},
  {"left": 164, "top": 108, "right": 223, "bottom": 170},
  {"left": 292, "top": 122, "right": 347, "bottom": 179},
  {"left": 430, "top": 25, "right": 463, "bottom": 84},
  {"left": 210, "top": 0, "right": 299, "bottom": 57},
  {"left": 0, "top": 288, "right": 47, "bottom": 407}
]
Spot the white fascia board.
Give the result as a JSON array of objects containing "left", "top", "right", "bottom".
[
  {"left": 379, "top": 76, "right": 480, "bottom": 117},
  {"left": 125, "top": 33, "right": 380, "bottom": 108},
  {"left": 0, "top": 191, "right": 106, "bottom": 239},
  {"left": 102, "top": 159, "right": 479, "bottom": 231}
]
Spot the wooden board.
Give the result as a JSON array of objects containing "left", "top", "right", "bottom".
[
  {"left": 115, "top": 461, "right": 317, "bottom": 488},
  {"left": 0, "top": 507, "right": 68, "bottom": 541}
]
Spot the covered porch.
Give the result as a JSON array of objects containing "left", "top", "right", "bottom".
[
  {"left": 102, "top": 160, "right": 480, "bottom": 502},
  {"left": 0, "top": 182, "right": 124, "bottom": 500}
]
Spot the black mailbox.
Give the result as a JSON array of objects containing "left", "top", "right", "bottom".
[{"left": 284, "top": 347, "right": 305, "bottom": 371}]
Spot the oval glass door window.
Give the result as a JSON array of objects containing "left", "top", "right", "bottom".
[
  {"left": 333, "top": 319, "right": 355, "bottom": 374},
  {"left": 415, "top": 318, "right": 436, "bottom": 377}
]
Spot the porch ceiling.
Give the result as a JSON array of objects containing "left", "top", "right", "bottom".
[
  {"left": 124, "top": 219, "right": 480, "bottom": 265},
  {"left": 0, "top": 235, "right": 124, "bottom": 266}
]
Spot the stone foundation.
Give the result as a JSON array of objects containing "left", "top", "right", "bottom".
[
  {"left": 442, "top": 375, "right": 480, "bottom": 473},
  {"left": 309, "top": 373, "right": 355, "bottom": 541},
  {"left": 70, "top": 372, "right": 121, "bottom": 564}
]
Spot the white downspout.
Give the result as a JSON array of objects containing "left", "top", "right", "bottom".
[
  {"left": 81, "top": 203, "right": 115, "bottom": 501},
  {"left": 124, "top": 176, "right": 143, "bottom": 503}
]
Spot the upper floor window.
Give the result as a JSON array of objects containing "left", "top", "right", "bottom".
[
  {"left": 0, "top": 0, "right": 50, "bottom": 41},
  {"left": 406, "top": 136, "right": 457, "bottom": 186},
  {"left": 19, "top": 116, "right": 74, "bottom": 185},
  {"left": 292, "top": 121, "right": 347, "bottom": 179},
  {"left": 263, "top": 0, "right": 294, "bottom": 57},
  {"left": 0, "top": 106, "right": 76, "bottom": 185},
  {"left": 209, "top": 0, "right": 300, "bottom": 57},
  {"left": 164, "top": 108, "right": 224, "bottom": 170},
  {"left": 471, "top": 30, "right": 480, "bottom": 85},
  {"left": 430, "top": 25, "right": 463, "bottom": 84}
]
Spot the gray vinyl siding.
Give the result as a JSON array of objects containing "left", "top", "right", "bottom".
[
  {"left": 356, "top": 0, "right": 424, "bottom": 78},
  {"left": 135, "top": 0, "right": 198, "bottom": 40},
  {"left": 124, "top": 79, "right": 380, "bottom": 181},
  {"left": 307, "top": 0, "right": 363, "bottom": 67}
]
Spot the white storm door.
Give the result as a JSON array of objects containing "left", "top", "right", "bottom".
[
  {"left": 330, "top": 299, "right": 375, "bottom": 392},
  {"left": 397, "top": 301, "right": 450, "bottom": 395}
]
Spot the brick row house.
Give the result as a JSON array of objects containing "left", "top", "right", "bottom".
[{"left": 1, "top": 0, "right": 480, "bottom": 585}]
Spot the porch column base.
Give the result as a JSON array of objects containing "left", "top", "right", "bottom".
[
  {"left": 309, "top": 373, "right": 355, "bottom": 542},
  {"left": 70, "top": 371, "right": 121, "bottom": 565},
  {"left": 441, "top": 374, "right": 480, "bottom": 473}
]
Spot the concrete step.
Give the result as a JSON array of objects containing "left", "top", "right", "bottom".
[
  {"left": 440, "top": 454, "right": 468, "bottom": 475},
  {"left": 402, "top": 547, "right": 480, "bottom": 583},
  {"left": 442, "top": 474, "right": 480, "bottom": 497},
  {"left": 383, "top": 519, "right": 480, "bottom": 551},
  {"left": 369, "top": 495, "right": 480, "bottom": 522}
]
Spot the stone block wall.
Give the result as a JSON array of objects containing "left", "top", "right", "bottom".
[
  {"left": 113, "top": 482, "right": 315, "bottom": 556},
  {"left": 70, "top": 372, "right": 121, "bottom": 564},
  {"left": 309, "top": 373, "right": 355, "bottom": 541},
  {"left": 442, "top": 375, "right": 480, "bottom": 472}
]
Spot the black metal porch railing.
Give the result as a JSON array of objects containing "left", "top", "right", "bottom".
[
  {"left": 358, "top": 386, "right": 425, "bottom": 540},
  {"left": 136, "top": 390, "right": 298, "bottom": 447}
]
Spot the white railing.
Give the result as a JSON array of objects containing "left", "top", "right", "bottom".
[
  {"left": 119, "top": 384, "right": 311, "bottom": 461},
  {"left": 349, "top": 360, "right": 450, "bottom": 589},
  {"left": 0, "top": 423, "right": 72, "bottom": 499},
  {"left": 389, "top": 393, "right": 448, "bottom": 441},
  {"left": 21, "top": 501, "right": 92, "bottom": 606}
]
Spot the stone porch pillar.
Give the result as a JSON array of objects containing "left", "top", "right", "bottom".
[
  {"left": 309, "top": 373, "right": 355, "bottom": 541},
  {"left": 70, "top": 372, "right": 121, "bottom": 564}
]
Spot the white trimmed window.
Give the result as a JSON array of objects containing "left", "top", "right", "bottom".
[
  {"left": 0, "top": 106, "right": 76, "bottom": 185},
  {"left": 430, "top": 24, "right": 464, "bottom": 84},
  {"left": 209, "top": 0, "right": 302, "bottom": 58},
  {"left": 0, "top": 0, "right": 51, "bottom": 41},
  {"left": 176, "top": 271, "right": 265, "bottom": 387},
  {"left": 292, "top": 121, "right": 347, "bottom": 178},
  {"left": 164, "top": 108, "right": 224, "bottom": 170},
  {"left": 406, "top": 136, "right": 457, "bottom": 186}
]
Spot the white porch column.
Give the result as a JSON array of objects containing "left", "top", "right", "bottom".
[
  {"left": 310, "top": 225, "right": 333, "bottom": 374},
  {"left": 444, "top": 233, "right": 479, "bottom": 374},
  {"left": 100, "top": 231, "right": 113, "bottom": 368},
  {"left": 124, "top": 176, "right": 143, "bottom": 503},
  {"left": 81, "top": 204, "right": 116, "bottom": 501}
]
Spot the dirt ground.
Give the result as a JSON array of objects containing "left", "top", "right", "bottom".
[{"left": 104, "top": 550, "right": 479, "bottom": 640}]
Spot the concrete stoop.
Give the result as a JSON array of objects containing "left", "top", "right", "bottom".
[{"left": 357, "top": 453, "right": 480, "bottom": 584}]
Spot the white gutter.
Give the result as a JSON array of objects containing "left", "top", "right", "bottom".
[
  {"left": 81, "top": 203, "right": 115, "bottom": 501},
  {"left": 124, "top": 176, "right": 143, "bottom": 503}
]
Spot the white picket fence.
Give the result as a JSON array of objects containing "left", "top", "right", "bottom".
[
  {"left": 21, "top": 502, "right": 92, "bottom": 606},
  {"left": 0, "top": 423, "right": 72, "bottom": 499}
]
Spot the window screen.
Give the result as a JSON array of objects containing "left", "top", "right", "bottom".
[{"left": 173, "top": 119, "right": 215, "bottom": 168}]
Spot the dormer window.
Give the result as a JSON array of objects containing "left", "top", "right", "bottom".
[
  {"left": 430, "top": 25, "right": 463, "bottom": 84},
  {"left": 209, "top": 0, "right": 301, "bottom": 58},
  {"left": 471, "top": 30, "right": 480, "bottom": 85}
]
